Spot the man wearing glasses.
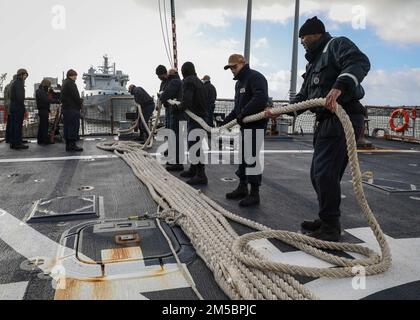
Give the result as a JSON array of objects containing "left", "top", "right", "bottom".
[{"left": 221, "top": 54, "right": 269, "bottom": 207}]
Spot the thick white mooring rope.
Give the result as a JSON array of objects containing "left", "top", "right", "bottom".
[
  {"left": 97, "top": 98, "right": 392, "bottom": 300},
  {"left": 117, "top": 100, "right": 163, "bottom": 150}
]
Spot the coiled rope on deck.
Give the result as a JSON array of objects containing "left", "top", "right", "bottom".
[
  {"left": 117, "top": 100, "right": 163, "bottom": 150},
  {"left": 97, "top": 98, "right": 392, "bottom": 300}
]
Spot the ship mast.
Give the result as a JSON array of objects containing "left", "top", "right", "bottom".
[
  {"left": 289, "top": 0, "right": 300, "bottom": 102},
  {"left": 244, "top": 0, "right": 252, "bottom": 63},
  {"left": 170, "top": 0, "right": 178, "bottom": 70},
  {"left": 103, "top": 55, "right": 110, "bottom": 74}
]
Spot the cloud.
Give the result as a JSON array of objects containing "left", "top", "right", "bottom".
[
  {"left": 363, "top": 68, "right": 420, "bottom": 106},
  {"left": 253, "top": 38, "right": 268, "bottom": 49},
  {"left": 1, "top": 0, "right": 419, "bottom": 106},
  {"left": 264, "top": 67, "right": 420, "bottom": 106},
  {"left": 266, "top": 69, "right": 305, "bottom": 100},
  {"left": 138, "top": 0, "right": 420, "bottom": 44}
]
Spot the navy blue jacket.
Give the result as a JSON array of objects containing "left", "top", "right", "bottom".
[
  {"left": 36, "top": 86, "right": 58, "bottom": 113},
  {"left": 160, "top": 74, "right": 183, "bottom": 110},
  {"left": 132, "top": 86, "right": 154, "bottom": 108},
  {"left": 175, "top": 75, "right": 208, "bottom": 119},
  {"left": 61, "top": 78, "right": 81, "bottom": 111},
  {"left": 224, "top": 64, "right": 269, "bottom": 129},
  {"left": 203, "top": 81, "right": 217, "bottom": 109},
  {"left": 293, "top": 33, "right": 370, "bottom": 116},
  {"left": 10, "top": 78, "right": 26, "bottom": 112}
]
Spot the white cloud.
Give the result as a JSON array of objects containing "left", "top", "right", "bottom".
[
  {"left": 138, "top": 0, "right": 420, "bottom": 45},
  {"left": 266, "top": 69, "right": 305, "bottom": 100},
  {"left": 250, "top": 55, "right": 268, "bottom": 69},
  {"left": 363, "top": 68, "right": 420, "bottom": 106},
  {"left": 253, "top": 38, "right": 268, "bottom": 49},
  {"left": 1, "top": 0, "right": 419, "bottom": 106},
  {"left": 264, "top": 67, "right": 420, "bottom": 106}
]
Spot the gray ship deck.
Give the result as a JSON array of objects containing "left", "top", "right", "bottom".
[{"left": 0, "top": 136, "right": 419, "bottom": 301}]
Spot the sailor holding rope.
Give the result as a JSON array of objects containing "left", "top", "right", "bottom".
[{"left": 293, "top": 17, "right": 371, "bottom": 241}]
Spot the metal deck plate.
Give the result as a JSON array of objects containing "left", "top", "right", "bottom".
[
  {"left": 27, "top": 196, "right": 99, "bottom": 223},
  {"left": 363, "top": 178, "right": 419, "bottom": 194}
]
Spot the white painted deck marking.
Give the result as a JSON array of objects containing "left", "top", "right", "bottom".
[
  {"left": 305, "top": 228, "right": 420, "bottom": 300},
  {"left": 2, "top": 207, "right": 420, "bottom": 300},
  {"left": 1, "top": 149, "right": 417, "bottom": 164},
  {"left": 0, "top": 155, "right": 118, "bottom": 164},
  {"left": 251, "top": 228, "right": 420, "bottom": 300},
  {"left": 0, "top": 208, "right": 192, "bottom": 300},
  {"left": 0, "top": 282, "right": 29, "bottom": 300}
]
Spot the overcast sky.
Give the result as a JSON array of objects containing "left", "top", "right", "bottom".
[{"left": 1, "top": 0, "right": 419, "bottom": 106}]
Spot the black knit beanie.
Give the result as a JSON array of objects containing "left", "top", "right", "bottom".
[
  {"left": 181, "top": 62, "right": 196, "bottom": 78},
  {"left": 299, "top": 16, "right": 326, "bottom": 37},
  {"left": 156, "top": 65, "right": 168, "bottom": 76}
]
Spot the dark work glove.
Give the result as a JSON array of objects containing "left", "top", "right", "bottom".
[
  {"left": 236, "top": 113, "right": 245, "bottom": 127},
  {"left": 220, "top": 118, "right": 229, "bottom": 126}
]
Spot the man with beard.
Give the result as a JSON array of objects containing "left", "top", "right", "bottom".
[{"left": 293, "top": 17, "right": 370, "bottom": 241}]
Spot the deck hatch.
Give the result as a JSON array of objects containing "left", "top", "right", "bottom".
[{"left": 77, "top": 219, "right": 182, "bottom": 265}]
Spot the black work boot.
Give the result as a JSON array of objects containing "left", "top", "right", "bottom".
[
  {"left": 226, "top": 182, "right": 249, "bottom": 200},
  {"left": 308, "top": 220, "right": 342, "bottom": 242},
  {"left": 72, "top": 143, "right": 83, "bottom": 152},
  {"left": 66, "top": 141, "right": 83, "bottom": 152},
  {"left": 187, "top": 165, "right": 208, "bottom": 186},
  {"left": 166, "top": 164, "right": 184, "bottom": 172},
  {"left": 180, "top": 165, "right": 197, "bottom": 178},
  {"left": 301, "top": 219, "right": 323, "bottom": 233},
  {"left": 66, "top": 141, "right": 72, "bottom": 152},
  {"left": 239, "top": 184, "right": 260, "bottom": 207},
  {"left": 11, "top": 144, "right": 29, "bottom": 150}
]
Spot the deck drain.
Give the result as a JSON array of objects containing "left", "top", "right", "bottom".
[
  {"left": 221, "top": 177, "right": 237, "bottom": 182},
  {"left": 82, "top": 158, "right": 96, "bottom": 162},
  {"left": 34, "top": 179, "right": 45, "bottom": 183},
  {"left": 37, "top": 271, "right": 52, "bottom": 280},
  {"left": 20, "top": 257, "right": 45, "bottom": 271},
  {"left": 57, "top": 222, "right": 69, "bottom": 227},
  {"left": 8, "top": 173, "right": 19, "bottom": 178},
  {"left": 79, "top": 186, "right": 95, "bottom": 191}
]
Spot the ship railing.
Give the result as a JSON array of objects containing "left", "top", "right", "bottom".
[
  {"left": 0, "top": 98, "right": 419, "bottom": 142},
  {"left": 214, "top": 99, "right": 420, "bottom": 141}
]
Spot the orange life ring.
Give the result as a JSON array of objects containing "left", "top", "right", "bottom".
[{"left": 389, "top": 109, "right": 410, "bottom": 133}]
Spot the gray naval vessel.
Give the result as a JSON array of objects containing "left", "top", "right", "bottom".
[
  {"left": 0, "top": 96, "right": 419, "bottom": 302},
  {"left": 82, "top": 55, "right": 133, "bottom": 123}
]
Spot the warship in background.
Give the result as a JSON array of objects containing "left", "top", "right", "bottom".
[{"left": 82, "top": 55, "right": 135, "bottom": 123}]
